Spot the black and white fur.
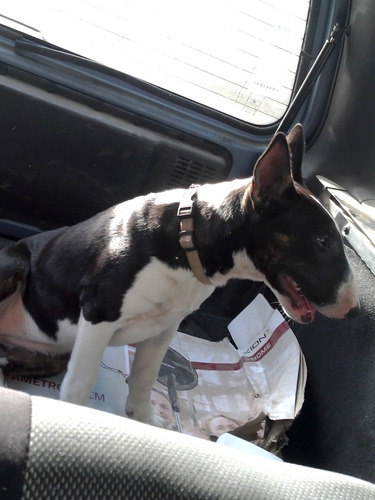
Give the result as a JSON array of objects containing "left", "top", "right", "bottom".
[{"left": 0, "top": 124, "right": 359, "bottom": 424}]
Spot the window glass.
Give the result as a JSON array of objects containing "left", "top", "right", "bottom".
[{"left": 1, "top": 0, "right": 311, "bottom": 125}]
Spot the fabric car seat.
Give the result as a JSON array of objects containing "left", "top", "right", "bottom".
[{"left": 1, "top": 387, "right": 375, "bottom": 499}]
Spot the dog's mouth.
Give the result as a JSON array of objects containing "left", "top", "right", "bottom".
[{"left": 279, "top": 275, "right": 316, "bottom": 323}]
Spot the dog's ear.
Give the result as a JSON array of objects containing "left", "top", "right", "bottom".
[
  {"left": 287, "top": 123, "right": 304, "bottom": 185},
  {"left": 249, "top": 132, "right": 295, "bottom": 214}
]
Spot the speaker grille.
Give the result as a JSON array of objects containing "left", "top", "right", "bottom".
[{"left": 167, "top": 156, "right": 220, "bottom": 188}]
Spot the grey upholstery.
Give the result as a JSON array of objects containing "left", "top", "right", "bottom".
[{"left": 1, "top": 388, "right": 375, "bottom": 499}]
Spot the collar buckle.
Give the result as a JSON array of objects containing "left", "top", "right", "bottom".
[{"left": 177, "top": 186, "right": 211, "bottom": 286}]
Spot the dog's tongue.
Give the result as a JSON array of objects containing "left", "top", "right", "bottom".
[{"left": 281, "top": 276, "right": 316, "bottom": 323}]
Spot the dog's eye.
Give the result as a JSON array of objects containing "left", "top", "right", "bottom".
[{"left": 317, "top": 235, "right": 329, "bottom": 248}]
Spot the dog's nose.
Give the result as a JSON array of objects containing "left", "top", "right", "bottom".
[{"left": 345, "top": 304, "right": 361, "bottom": 319}]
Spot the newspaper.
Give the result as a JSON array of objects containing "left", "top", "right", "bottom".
[{"left": 5, "top": 294, "right": 306, "bottom": 453}]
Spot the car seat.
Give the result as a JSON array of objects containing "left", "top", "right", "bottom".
[{"left": 1, "top": 387, "right": 374, "bottom": 499}]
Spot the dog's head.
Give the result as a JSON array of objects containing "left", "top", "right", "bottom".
[{"left": 246, "top": 124, "right": 359, "bottom": 323}]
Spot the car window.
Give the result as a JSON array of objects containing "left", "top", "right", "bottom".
[{"left": 1, "top": 0, "right": 310, "bottom": 125}]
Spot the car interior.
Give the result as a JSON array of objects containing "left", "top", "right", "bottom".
[{"left": 1, "top": 0, "right": 375, "bottom": 498}]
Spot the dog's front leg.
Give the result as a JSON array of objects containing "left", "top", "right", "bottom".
[
  {"left": 126, "top": 325, "right": 177, "bottom": 426},
  {"left": 60, "top": 312, "right": 116, "bottom": 406}
]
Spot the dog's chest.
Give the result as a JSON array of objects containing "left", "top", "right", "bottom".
[{"left": 110, "top": 258, "right": 214, "bottom": 345}]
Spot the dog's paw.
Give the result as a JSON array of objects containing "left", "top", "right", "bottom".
[{"left": 125, "top": 401, "right": 164, "bottom": 428}]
